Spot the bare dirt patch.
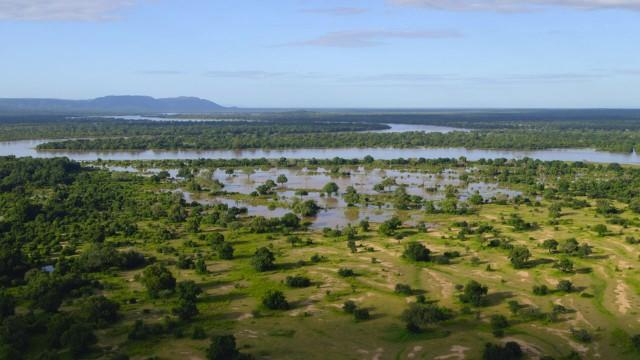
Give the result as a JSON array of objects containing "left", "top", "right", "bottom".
[
  {"left": 434, "top": 345, "right": 470, "bottom": 360},
  {"left": 615, "top": 280, "right": 631, "bottom": 315}
]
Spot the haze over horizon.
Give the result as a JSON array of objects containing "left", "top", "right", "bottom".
[{"left": 2, "top": 0, "right": 639, "bottom": 108}]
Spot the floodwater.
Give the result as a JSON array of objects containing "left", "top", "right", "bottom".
[
  {"left": 371, "top": 123, "right": 468, "bottom": 133},
  {"left": 172, "top": 167, "right": 519, "bottom": 229},
  {"left": 2, "top": 139, "right": 640, "bottom": 164}
]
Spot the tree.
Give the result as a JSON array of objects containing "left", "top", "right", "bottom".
[
  {"left": 195, "top": 258, "right": 208, "bottom": 274},
  {"left": 141, "top": 264, "right": 176, "bottom": 297},
  {"left": 532, "top": 285, "right": 549, "bottom": 296},
  {"left": 23, "top": 271, "right": 64, "bottom": 312},
  {"left": 403, "top": 242, "right": 431, "bottom": 262},
  {"left": 469, "top": 192, "right": 484, "bottom": 205},
  {"left": 556, "top": 257, "right": 574, "bottom": 273},
  {"left": 595, "top": 199, "right": 619, "bottom": 215},
  {"left": 593, "top": 224, "right": 608, "bottom": 237},
  {"left": 379, "top": 216, "right": 402, "bottom": 236},
  {"left": 219, "top": 243, "right": 235, "bottom": 260},
  {"left": 262, "top": 290, "right": 289, "bottom": 310},
  {"left": 557, "top": 280, "right": 574, "bottom": 293},
  {"left": 60, "top": 323, "right": 97, "bottom": 356},
  {"left": 185, "top": 215, "right": 201, "bottom": 233},
  {"left": 293, "top": 199, "right": 321, "bottom": 217},
  {"left": 0, "top": 291, "right": 15, "bottom": 320},
  {"left": 343, "top": 186, "right": 360, "bottom": 206},
  {"left": 276, "top": 174, "right": 288, "bottom": 187},
  {"left": 560, "top": 238, "right": 579, "bottom": 254},
  {"left": 482, "top": 342, "right": 523, "bottom": 360},
  {"left": 359, "top": 219, "right": 370, "bottom": 232},
  {"left": 401, "top": 302, "right": 454, "bottom": 332},
  {"left": 354, "top": 308, "right": 370, "bottom": 321},
  {"left": 177, "top": 280, "right": 202, "bottom": 302},
  {"left": 460, "top": 280, "right": 488, "bottom": 307},
  {"left": 343, "top": 300, "right": 357, "bottom": 313},
  {"left": 322, "top": 182, "right": 339, "bottom": 196},
  {"left": 251, "top": 247, "right": 275, "bottom": 272},
  {"left": 629, "top": 198, "right": 640, "bottom": 214},
  {"left": 285, "top": 275, "right": 311, "bottom": 288},
  {"left": 173, "top": 299, "right": 199, "bottom": 321},
  {"left": 548, "top": 202, "right": 562, "bottom": 219},
  {"left": 348, "top": 238, "right": 357, "bottom": 253},
  {"left": 207, "top": 335, "right": 239, "bottom": 360},
  {"left": 338, "top": 268, "right": 355, "bottom": 277},
  {"left": 81, "top": 296, "right": 120, "bottom": 327},
  {"left": 207, "top": 232, "right": 225, "bottom": 246},
  {"left": 281, "top": 213, "right": 301, "bottom": 229},
  {"left": 490, "top": 314, "right": 509, "bottom": 331},
  {"left": 542, "top": 239, "right": 559, "bottom": 254},
  {"left": 509, "top": 246, "right": 531, "bottom": 269},
  {"left": 631, "top": 334, "right": 640, "bottom": 352},
  {"left": 395, "top": 283, "right": 413, "bottom": 296},
  {"left": 490, "top": 314, "right": 509, "bottom": 337}
]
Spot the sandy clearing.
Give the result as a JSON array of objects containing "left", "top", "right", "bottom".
[
  {"left": 407, "top": 345, "right": 423, "bottom": 358},
  {"left": 615, "top": 280, "right": 632, "bottom": 315},
  {"left": 434, "top": 345, "right": 470, "bottom": 360},
  {"left": 517, "top": 271, "right": 530, "bottom": 281},
  {"left": 372, "top": 347, "right": 384, "bottom": 360}
]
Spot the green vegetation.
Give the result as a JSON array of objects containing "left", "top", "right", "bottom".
[{"left": 2, "top": 155, "right": 640, "bottom": 359}]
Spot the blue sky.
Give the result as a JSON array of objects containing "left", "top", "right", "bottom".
[{"left": 1, "top": 0, "right": 639, "bottom": 108}]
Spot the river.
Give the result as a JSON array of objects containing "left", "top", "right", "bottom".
[{"left": 1, "top": 139, "right": 639, "bottom": 164}]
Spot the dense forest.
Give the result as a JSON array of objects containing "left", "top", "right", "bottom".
[
  {"left": 3, "top": 112, "right": 640, "bottom": 153},
  {"left": 0, "top": 116, "right": 389, "bottom": 141},
  {"left": 37, "top": 129, "right": 640, "bottom": 153},
  {"left": 160, "top": 109, "right": 640, "bottom": 130}
]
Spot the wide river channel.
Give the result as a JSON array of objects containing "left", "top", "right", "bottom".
[{"left": 1, "top": 123, "right": 639, "bottom": 164}]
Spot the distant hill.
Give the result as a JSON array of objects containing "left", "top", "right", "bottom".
[{"left": 0, "top": 95, "right": 225, "bottom": 114}]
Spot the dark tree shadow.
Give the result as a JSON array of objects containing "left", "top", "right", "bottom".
[{"left": 485, "top": 291, "right": 514, "bottom": 306}]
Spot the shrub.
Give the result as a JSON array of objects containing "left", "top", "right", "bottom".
[
  {"left": 532, "top": 285, "right": 549, "bottom": 296},
  {"left": 285, "top": 275, "right": 311, "bottom": 288},
  {"left": 394, "top": 283, "right": 413, "bottom": 296},
  {"left": 353, "top": 308, "right": 370, "bottom": 321},
  {"left": 459, "top": 280, "right": 488, "bottom": 307},
  {"left": 141, "top": 264, "right": 176, "bottom": 298},
  {"left": 262, "top": 290, "right": 289, "bottom": 310},
  {"left": 401, "top": 302, "right": 454, "bottom": 332},
  {"left": 403, "top": 242, "right": 431, "bottom": 262},
  {"left": 571, "top": 328, "right": 592, "bottom": 343},
  {"left": 207, "top": 335, "right": 239, "bottom": 360},
  {"left": 556, "top": 280, "right": 574, "bottom": 293},
  {"left": 482, "top": 342, "right": 523, "bottom": 360},
  {"left": 343, "top": 300, "right": 357, "bottom": 314},
  {"left": 251, "top": 247, "right": 275, "bottom": 272},
  {"left": 338, "top": 268, "right": 355, "bottom": 277},
  {"left": 81, "top": 295, "right": 120, "bottom": 327}
]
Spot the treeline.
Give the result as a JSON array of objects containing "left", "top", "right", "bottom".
[
  {"left": 160, "top": 109, "right": 640, "bottom": 130},
  {"left": 38, "top": 129, "right": 640, "bottom": 153},
  {"left": 0, "top": 116, "right": 388, "bottom": 141}
]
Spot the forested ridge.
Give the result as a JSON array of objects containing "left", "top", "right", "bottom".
[
  {"left": 0, "top": 116, "right": 389, "bottom": 141},
  {"left": 37, "top": 129, "right": 640, "bottom": 153}
]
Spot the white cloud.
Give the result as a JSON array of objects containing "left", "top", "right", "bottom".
[
  {"left": 0, "top": 0, "right": 138, "bottom": 21},
  {"left": 301, "top": 7, "right": 369, "bottom": 15},
  {"left": 284, "top": 30, "right": 463, "bottom": 48},
  {"left": 389, "top": 0, "right": 640, "bottom": 12},
  {"left": 204, "top": 71, "right": 288, "bottom": 79}
]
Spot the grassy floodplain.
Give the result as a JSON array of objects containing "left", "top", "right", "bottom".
[{"left": 2, "top": 156, "right": 640, "bottom": 360}]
